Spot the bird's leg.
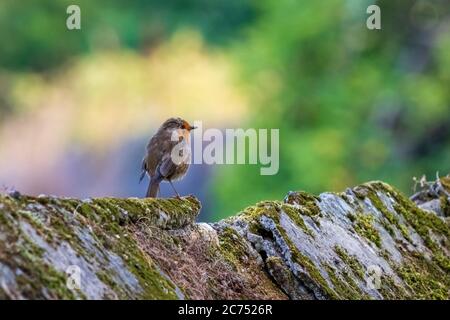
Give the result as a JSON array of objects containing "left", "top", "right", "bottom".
[{"left": 168, "top": 180, "right": 181, "bottom": 198}]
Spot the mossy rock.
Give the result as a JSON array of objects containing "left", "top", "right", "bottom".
[
  {"left": 221, "top": 180, "right": 449, "bottom": 300},
  {"left": 0, "top": 179, "right": 449, "bottom": 300},
  {"left": 0, "top": 194, "right": 199, "bottom": 299}
]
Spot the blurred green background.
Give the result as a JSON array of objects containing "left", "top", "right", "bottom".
[{"left": 0, "top": 0, "right": 449, "bottom": 221}]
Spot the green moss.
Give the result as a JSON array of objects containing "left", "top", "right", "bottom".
[
  {"left": 238, "top": 203, "right": 277, "bottom": 235},
  {"left": 379, "top": 245, "right": 450, "bottom": 299},
  {"left": 0, "top": 209, "right": 80, "bottom": 299},
  {"left": 323, "top": 263, "right": 367, "bottom": 299},
  {"left": 354, "top": 183, "right": 411, "bottom": 242},
  {"left": 333, "top": 245, "right": 365, "bottom": 280},
  {"left": 398, "top": 202, "right": 447, "bottom": 238},
  {"left": 339, "top": 193, "right": 350, "bottom": 204},
  {"left": 369, "top": 182, "right": 449, "bottom": 237},
  {"left": 398, "top": 224, "right": 410, "bottom": 240},
  {"left": 290, "top": 248, "right": 337, "bottom": 299},
  {"left": 284, "top": 191, "right": 322, "bottom": 217},
  {"left": 236, "top": 202, "right": 337, "bottom": 299},
  {"left": 351, "top": 181, "right": 450, "bottom": 300},
  {"left": 0, "top": 194, "right": 193, "bottom": 299},
  {"left": 2, "top": 182, "right": 449, "bottom": 300},
  {"left": 92, "top": 196, "right": 200, "bottom": 229},
  {"left": 217, "top": 226, "right": 250, "bottom": 267},
  {"left": 280, "top": 204, "right": 314, "bottom": 237},
  {"left": 396, "top": 254, "right": 449, "bottom": 300},
  {"left": 238, "top": 199, "right": 317, "bottom": 237},
  {"left": 382, "top": 235, "right": 449, "bottom": 299},
  {"left": 58, "top": 197, "right": 195, "bottom": 299},
  {"left": 348, "top": 212, "right": 381, "bottom": 248},
  {"left": 392, "top": 201, "right": 448, "bottom": 254},
  {"left": 95, "top": 268, "right": 140, "bottom": 299},
  {"left": 274, "top": 224, "right": 336, "bottom": 298},
  {"left": 440, "top": 177, "right": 450, "bottom": 193},
  {"left": 265, "top": 256, "right": 297, "bottom": 294},
  {"left": 88, "top": 218, "right": 179, "bottom": 299},
  {"left": 96, "top": 271, "right": 121, "bottom": 298},
  {"left": 379, "top": 218, "right": 395, "bottom": 237},
  {"left": 440, "top": 196, "right": 450, "bottom": 217},
  {"left": 434, "top": 252, "right": 450, "bottom": 273},
  {"left": 114, "top": 241, "right": 178, "bottom": 299},
  {"left": 377, "top": 275, "right": 409, "bottom": 299}
]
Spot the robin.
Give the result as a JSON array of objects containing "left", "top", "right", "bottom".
[{"left": 140, "top": 117, "right": 196, "bottom": 198}]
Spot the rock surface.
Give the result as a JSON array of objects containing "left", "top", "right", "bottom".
[{"left": 0, "top": 179, "right": 449, "bottom": 299}]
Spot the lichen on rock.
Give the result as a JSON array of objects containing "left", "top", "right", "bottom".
[{"left": 0, "top": 179, "right": 449, "bottom": 300}]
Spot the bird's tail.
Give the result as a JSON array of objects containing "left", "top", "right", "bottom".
[
  {"left": 139, "top": 170, "right": 146, "bottom": 183},
  {"left": 146, "top": 177, "right": 161, "bottom": 198},
  {"left": 139, "top": 158, "right": 147, "bottom": 183}
]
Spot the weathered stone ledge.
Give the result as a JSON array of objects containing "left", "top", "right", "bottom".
[{"left": 0, "top": 178, "right": 449, "bottom": 299}]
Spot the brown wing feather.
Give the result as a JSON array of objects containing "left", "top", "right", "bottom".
[{"left": 144, "top": 128, "right": 178, "bottom": 178}]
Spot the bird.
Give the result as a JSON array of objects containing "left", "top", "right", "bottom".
[{"left": 140, "top": 117, "right": 196, "bottom": 198}]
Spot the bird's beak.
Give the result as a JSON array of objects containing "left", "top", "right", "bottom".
[{"left": 190, "top": 126, "right": 197, "bottom": 130}]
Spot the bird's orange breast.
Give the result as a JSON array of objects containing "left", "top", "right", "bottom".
[{"left": 177, "top": 128, "right": 191, "bottom": 143}]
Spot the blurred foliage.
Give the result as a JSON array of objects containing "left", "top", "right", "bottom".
[
  {"left": 1, "top": 31, "right": 247, "bottom": 147},
  {"left": 0, "top": 0, "right": 255, "bottom": 72},
  {"left": 213, "top": 0, "right": 450, "bottom": 219}
]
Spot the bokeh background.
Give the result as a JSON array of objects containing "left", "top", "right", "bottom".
[{"left": 0, "top": 0, "right": 449, "bottom": 221}]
